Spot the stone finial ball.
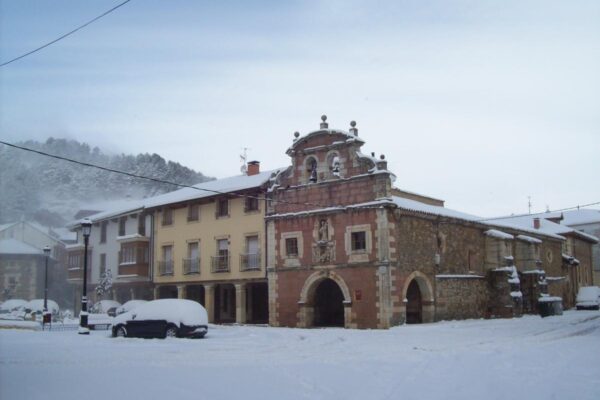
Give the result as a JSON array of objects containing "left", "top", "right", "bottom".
[
  {"left": 380, "top": 154, "right": 385, "bottom": 160},
  {"left": 350, "top": 121, "right": 356, "bottom": 127},
  {"left": 321, "top": 115, "right": 327, "bottom": 122},
  {"left": 294, "top": 131, "right": 300, "bottom": 138}
]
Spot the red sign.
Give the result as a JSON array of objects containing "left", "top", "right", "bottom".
[{"left": 354, "top": 289, "right": 362, "bottom": 301}]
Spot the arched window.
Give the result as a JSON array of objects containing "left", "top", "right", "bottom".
[
  {"left": 326, "top": 151, "right": 341, "bottom": 178},
  {"left": 305, "top": 157, "right": 318, "bottom": 183}
]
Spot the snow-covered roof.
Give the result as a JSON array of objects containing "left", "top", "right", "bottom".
[
  {"left": 287, "top": 128, "right": 365, "bottom": 154},
  {"left": 391, "top": 196, "right": 480, "bottom": 222},
  {"left": 516, "top": 234, "right": 542, "bottom": 244},
  {"left": 536, "top": 209, "right": 600, "bottom": 227},
  {"left": 0, "top": 239, "right": 43, "bottom": 255},
  {"left": 51, "top": 227, "right": 77, "bottom": 242},
  {"left": 0, "top": 222, "right": 17, "bottom": 232},
  {"left": 485, "top": 230, "right": 514, "bottom": 240},
  {"left": 144, "top": 169, "right": 282, "bottom": 209},
  {"left": 70, "top": 200, "right": 145, "bottom": 227},
  {"left": 490, "top": 214, "right": 598, "bottom": 243}
]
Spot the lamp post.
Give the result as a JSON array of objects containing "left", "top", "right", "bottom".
[
  {"left": 79, "top": 218, "right": 92, "bottom": 335},
  {"left": 43, "top": 245, "right": 51, "bottom": 326}
]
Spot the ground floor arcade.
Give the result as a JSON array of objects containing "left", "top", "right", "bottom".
[{"left": 154, "top": 280, "right": 269, "bottom": 324}]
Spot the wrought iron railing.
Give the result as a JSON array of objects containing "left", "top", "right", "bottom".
[
  {"left": 211, "top": 255, "right": 230, "bottom": 273},
  {"left": 158, "top": 260, "right": 174, "bottom": 276},
  {"left": 240, "top": 252, "right": 261, "bottom": 271},
  {"left": 183, "top": 258, "right": 200, "bottom": 275}
]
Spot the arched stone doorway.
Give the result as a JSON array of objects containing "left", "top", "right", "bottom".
[
  {"left": 298, "top": 270, "right": 352, "bottom": 328},
  {"left": 402, "top": 272, "right": 435, "bottom": 324},
  {"left": 314, "top": 279, "right": 345, "bottom": 327},
  {"left": 405, "top": 280, "right": 422, "bottom": 324}
]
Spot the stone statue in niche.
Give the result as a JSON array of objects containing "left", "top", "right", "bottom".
[
  {"left": 312, "top": 218, "right": 334, "bottom": 264},
  {"left": 318, "top": 219, "right": 329, "bottom": 242}
]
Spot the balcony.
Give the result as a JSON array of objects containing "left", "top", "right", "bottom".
[
  {"left": 67, "top": 266, "right": 83, "bottom": 281},
  {"left": 118, "top": 246, "right": 150, "bottom": 277},
  {"left": 158, "top": 260, "right": 174, "bottom": 276},
  {"left": 240, "top": 252, "right": 261, "bottom": 271},
  {"left": 211, "top": 255, "right": 230, "bottom": 273},
  {"left": 183, "top": 258, "right": 200, "bottom": 275}
]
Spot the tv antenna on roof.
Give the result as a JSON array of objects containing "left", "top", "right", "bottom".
[{"left": 240, "top": 147, "right": 250, "bottom": 174}]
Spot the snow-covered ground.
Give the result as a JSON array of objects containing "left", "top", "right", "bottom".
[{"left": 1, "top": 311, "right": 599, "bottom": 400}]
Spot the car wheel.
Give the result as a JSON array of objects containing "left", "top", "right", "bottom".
[
  {"left": 115, "top": 325, "right": 127, "bottom": 337},
  {"left": 165, "top": 325, "right": 178, "bottom": 338}
]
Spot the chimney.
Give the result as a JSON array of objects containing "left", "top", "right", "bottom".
[
  {"left": 247, "top": 161, "right": 260, "bottom": 176},
  {"left": 533, "top": 218, "right": 540, "bottom": 229}
]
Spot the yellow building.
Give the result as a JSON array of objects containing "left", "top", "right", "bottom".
[{"left": 146, "top": 162, "right": 281, "bottom": 324}]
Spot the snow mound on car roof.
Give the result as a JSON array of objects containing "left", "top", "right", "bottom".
[{"left": 115, "top": 299, "right": 207, "bottom": 326}]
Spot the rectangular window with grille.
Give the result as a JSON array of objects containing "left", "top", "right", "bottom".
[
  {"left": 285, "top": 238, "right": 298, "bottom": 257},
  {"left": 351, "top": 231, "right": 366, "bottom": 251}
]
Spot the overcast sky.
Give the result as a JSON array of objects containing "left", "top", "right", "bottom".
[{"left": 1, "top": 0, "right": 598, "bottom": 218}]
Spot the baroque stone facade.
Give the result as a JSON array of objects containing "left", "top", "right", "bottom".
[{"left": 266, "top": 117, "right": 598, "bottom": 329}]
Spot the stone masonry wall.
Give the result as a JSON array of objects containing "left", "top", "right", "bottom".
[{"left": 435, "top": 277, "right": 488, "bottom": 320}]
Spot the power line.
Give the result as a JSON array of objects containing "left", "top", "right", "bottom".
[
  {"left": 1, "top": 140, "right": 598, "bottom": 221},
  {"left": 478, "top": 202, "right": 600, "bottom": 222},
  {"left": 0, "top": 0, "right": 132, "bottom": 67},
  {"left": 0, "top": 140, "right": 334, "bottom": 210}
]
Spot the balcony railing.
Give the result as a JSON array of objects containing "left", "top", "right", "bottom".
[
  {"left": 211, "top": 255, "right": 230, "bottom": 273},
  {"left": 158, "top": 260, "right": 174, "bottom": 276},
  {"left": 183, "top": 258, "right": 200, "bottom": 275},
  {"left": 240, "top": 252, "right": 261, "bottom": 271}
]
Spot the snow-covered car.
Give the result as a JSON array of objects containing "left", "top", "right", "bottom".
[
  {"left": 114, "top": 299, "right": 148, "bottom": 316},
  {"left": 0, "top": 299, "right": 28, "bottom": 314},
  {"left": 90, "top": 300, "right": 121, "bottom": 314},
  {"left": 111, "top": 299, "right": 208, "bottom": 339},
  {"left": 26, "top": 299, "right": 60, "bottom": 314},
  {"left": 576, "top": 286, "right": 600, "bottom": 310}
]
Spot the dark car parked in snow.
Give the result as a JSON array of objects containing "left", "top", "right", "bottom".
[{"left": 111, "top": 299, "right": 208, "bottom": 339}]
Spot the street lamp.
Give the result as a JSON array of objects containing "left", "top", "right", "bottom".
[
  {"left": 43, "top": 245, "right": 51, "bottom": 326},
  {"left": 79, "top": 218, "right": 92, "bottom": 335}
]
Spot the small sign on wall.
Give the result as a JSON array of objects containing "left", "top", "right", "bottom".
[{"left": 354, "top": 289, "right": 362, "bottom": 301}]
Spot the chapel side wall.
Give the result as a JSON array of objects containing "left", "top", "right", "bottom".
[
  {"left": 435, "top": 278, "right": 488, "bottom": 320},
  {"left": 391, "top": 212, "right": 488, "bottom": 323}
]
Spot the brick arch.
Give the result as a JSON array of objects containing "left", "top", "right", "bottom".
[
  {"left": 402, "top": 271, "right": 434, "bottom": 302},
  {"left": 300, "top": 270, "right": 352, "bottom": 304},
  {"left": 325, "top": 149, "right": 342, "bottom": 178},
  {"left": 303, "top": 155, "right": 318, "bottom": 183},
  {"left": 298, "top": 270, "right": 353, "bottom": 328},
  {"left": 401, "top": 271, "right": 435, "bottom": 323}
]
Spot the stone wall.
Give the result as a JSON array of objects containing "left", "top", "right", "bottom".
[{"left": 435, "top": 276, "right": 487, "bottom": 320}]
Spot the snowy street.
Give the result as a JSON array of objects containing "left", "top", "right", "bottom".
[{"left": 1, "top": 311, "right": 599, "bottom": 400}]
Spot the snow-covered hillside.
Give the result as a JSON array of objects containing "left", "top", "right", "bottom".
[
  {"left": 0, "top": 138, "right": 212, "bottom": 225},
  {"left": 1, "top": 311, "right": 599, "bottom": 400}
]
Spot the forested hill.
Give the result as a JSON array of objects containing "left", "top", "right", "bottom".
[{"left": 0, "top": 138, "right": 212, "bottom": 226}]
